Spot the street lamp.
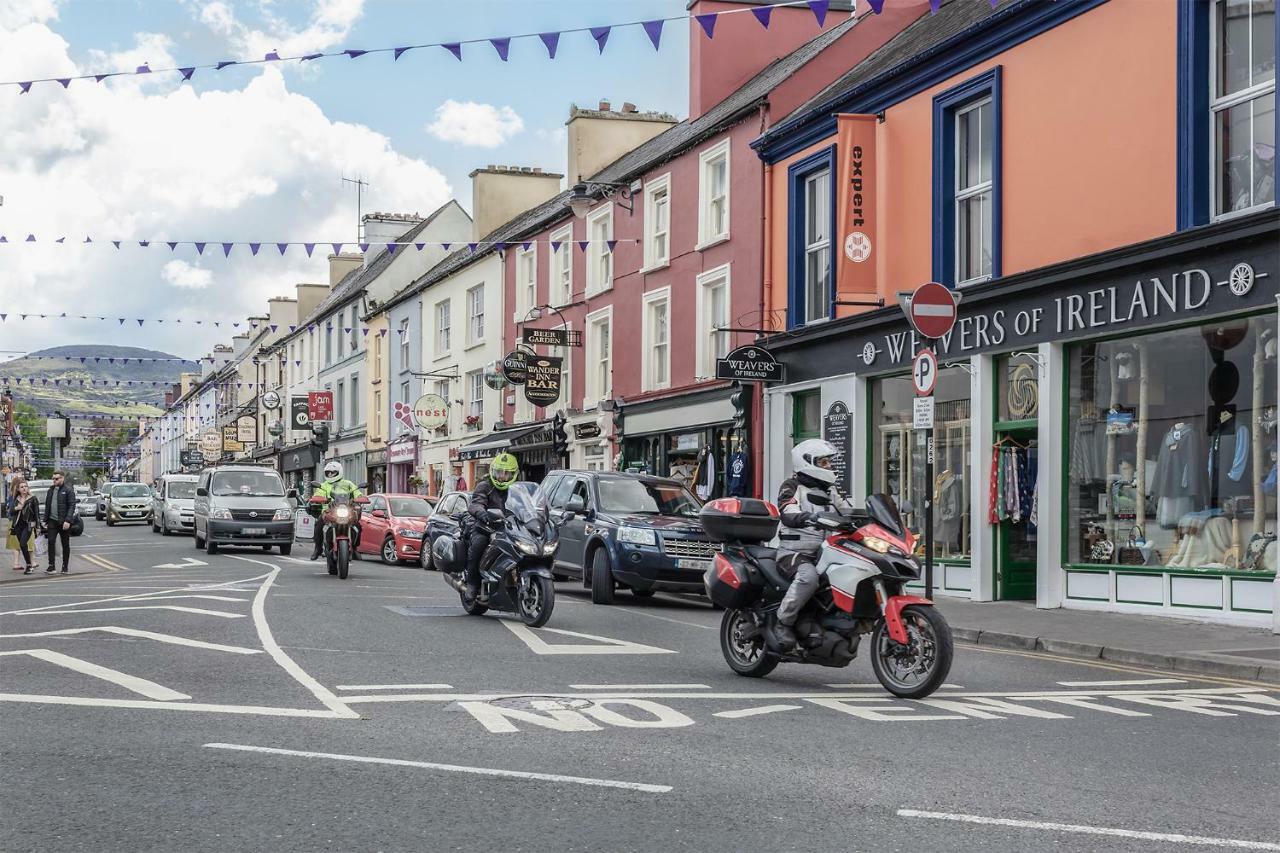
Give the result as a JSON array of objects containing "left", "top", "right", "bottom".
[{"left": 565, "top": 180, "right": 634, "bottom": 219}]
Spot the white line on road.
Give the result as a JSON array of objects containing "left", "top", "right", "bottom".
[
  {"left": 202, "top": 743, "right": 672, "bottom": 794},
  {"left": 11, "top": 605, "right": 245, "bottom": 618},
  {"left": 0, "top": 626, "right": 262, "bottom": 654},
  {"left": 569, "top": 683, "right": 710, "bottom": 690},
  {"left": 0, "top": 572, "right": 270, "bottom": 615},
  {"left": 0, "top": 693, "right": 345, "bottom": 717},
  {"left": 896, "top": 809, "right": 1280, "bottom": 850},
  {"left": 0, "top": 649, "right": 189, "bottom": 701},
  {"left": 502, "top": 622, "right": 677, "bottom": 656},
  {"left": 826, "top": 682, "right": 965, "bottom": 689},
  {"left": 1055, "top": 678, "right": 1187, "bottom": 687},
  {"left": 335, "top": 683, "right": 453, "bottom": 691},
  {"left": 713, "top": 705, "right": 802, "bottom": 719}
]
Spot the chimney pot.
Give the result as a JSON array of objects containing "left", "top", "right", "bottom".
[
  {"left": 598, "top": 99, "right": 611, "bottom": 111},
  {"left": 623, "top": 102, "right": 637, "bottom": 113}
]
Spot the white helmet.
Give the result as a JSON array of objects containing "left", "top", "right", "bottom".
[
  {"left": 324, "top": 461, "right": 343, "bottom": 483},
  {"left": 792, "top": 438, "right": 838, "bottom": 488}
]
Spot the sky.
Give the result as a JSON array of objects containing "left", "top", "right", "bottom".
[{"left": 0, "top": 0, "right": 691, "bottom": 362}]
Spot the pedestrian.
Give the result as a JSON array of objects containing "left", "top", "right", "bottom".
[
  {"left": 8, "top": 477, "right": 39, "bottom": 574},
  {"left": 43, "top": 470, "right": 75, "bottom": 574}
]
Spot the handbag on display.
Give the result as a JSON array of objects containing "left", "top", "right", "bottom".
[
  {"left": 1242, "top": 532, "right": 1276, "bottom": 572},
  {"left": 1116, "top": 526, "right": 1148, "bottom": 566},
  {"left": 1085, "top": 523, "right": 1115, "bottom": 564}
]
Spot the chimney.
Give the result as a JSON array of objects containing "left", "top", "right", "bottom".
[
  {"left": 295, "top": 282, "right": 329, "bottom": 322},
  {"left": 266, "top": 297, "right": 297, "bottom": 339},
  {"left": 469, "top": 166, "right": 564, "bottom": 240},
  {"left": 231, "top": 333, "right": 250, "bottom": 360},
  {"left": 686, "top": 0, "right": 849, "bottom": 119},
  {"left": 360, "top": 212, "right": 425, "bottom": 267},
  {"left": 566, "top": 104, "right": 677, "bottom": 185},
  {"left": 328, "top": 253, "right": 362, "bottom": 285}
]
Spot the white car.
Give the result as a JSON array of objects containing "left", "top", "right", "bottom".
[{"left": 74, "top": 486, "right": 96, "bottom": 517}]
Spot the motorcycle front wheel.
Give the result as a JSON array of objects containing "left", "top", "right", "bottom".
[
  {"left": 337, "top": 540, "right": 350, "bottom": 580},
  {"left": 870, "top": 605, "right": 953, "bottom": 699},
  {"left": 720, "top": 609, "right": 777, "bottom": 678},
  {"left": 517, "top": 575, "right": 555, "bottom": 628}
]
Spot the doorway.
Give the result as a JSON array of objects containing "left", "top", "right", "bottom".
[{"left": 994, "top": 427, "right": 1038, "bottom": 600}]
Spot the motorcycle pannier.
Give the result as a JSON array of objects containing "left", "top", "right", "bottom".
[
  {"left": 432, "top": 535, "right": 460, "bottom": 573},
  {"left": 703, "top": 552, "right": 761, "bottom": 609},
  {"left": 699, "top": 498, "right": 780, "bottom": 544}
]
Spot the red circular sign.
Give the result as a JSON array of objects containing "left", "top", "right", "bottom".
[{"left": 909, "top": 281, "right": 957, "bottom": 339}]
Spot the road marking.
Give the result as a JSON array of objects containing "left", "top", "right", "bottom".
[
  {"left": 335, "top": 683, "right": 453, "bottom": 691},
  {"left": 0, "top": 693, "right": 345, "bottom": 717},
  {"left": 0, "top": 649, "right": 189, "bottom": 700},
  {"left": 713, "top": 705, "right": 801, "bottom": 719},
  {"left": 461, "top": 698, "right": 695, "bottom": 733},
  {"left": 119, "top": 594, "right": 248, "bottom": 603},
  {"left": 152, "top": 558, "right": 208, "bottom": 569},
  {"left": 12, "top": 605, "right": 245, "bottom": 618},
  {"left": 82, "top": 555, "right": 123, "bottom": 573},
  {"left": 0, "top": 572, "right": 270, "bottom": 615},
  {"left": 202, "top": 743, "right": 672, "bottom": 794},
  {"left": 0, "top": 626, "right": 262, "bottom": 654},
  {"left": 501, "top": 622, "right": 677, "bottom": 656},
  {"left": 1055, "top": 678, "right": 1186, "bottom": 687},
  {"left": 606, "top": 606, "right": 716, "bottom": 630},
  {"left": 569, "top": 683, "right": 710, "bottom": 690},
  {"left": 826, "top": 682, "right": 965, "bottom": 689},
  {"left": 964, "top": 644, "right": 1278, "bottom": 691},
  {"left": 896, "top": 809, "right": 1280, "bottom": 850}
]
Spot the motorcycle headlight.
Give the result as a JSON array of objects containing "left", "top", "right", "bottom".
[
  {"left": 333, "top": 506, "right": 352, "bottom": 522},
  {"left": 542, "top": 541, "right": 558, "bottom": 556},
  {"left": 515, "top": 539, "right": 539, "bottom": 556},
  {"left": 273, "top": 508, "right": 293, "bottom": 521},
  {"left": 859, "top": 535, "right": 893, "bottom": 554},
  {"left": 618, "top": 526, "right": 657, "bottom": 546},
  {"left": 210, "top": 507, "right": 232, "bottom": 520}
]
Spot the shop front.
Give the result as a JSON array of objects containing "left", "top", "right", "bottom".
[
  {"left": 765, "top": 212, "right": 1278, "bottom": 626},
  {"left": 458, "top": 421, "right": 557, "bottom": 484},
  {"left": 569, "top": 414, "right": 613, "bottom": 473},
  {"left": 385, "top": 436, "right": 417, "bottom": 493},
  {"left": 280, "top": 442, "right": 321, "bottom": 495},
  {"left": 620, "top": 386, "right": 739, "bottom": 500},
  {"left": 366, "top": 448, "right": 387, "bottom": 495}
]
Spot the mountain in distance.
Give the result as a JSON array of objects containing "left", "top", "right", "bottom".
[{"left": 0, "top": 344, "right": 199, "bottom": 416}]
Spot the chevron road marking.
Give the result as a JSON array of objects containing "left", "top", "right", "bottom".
[
  {"left": 0, "top": 649, "right": 189, "bottom": 700},
  {"left": 0, "top": 626, "right": 262, "bottom": 654}
]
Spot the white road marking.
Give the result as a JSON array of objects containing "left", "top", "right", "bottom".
[
  {"left": 1034, "top": 696, "right": 1151, "bottom": 716},
  {"left": 202, "top": 743, "right": 672, "bottom": 794},
  {"left": 0, "top": 572, "right": 270, "bottom": 615},
  {"left": 12, "top": 605, "right": 245, "bottom": 618},
  {"left": 713, "top": 705, "right": 802, "bottom": 719},
  {"left": 1055, "top": 678, "right": 1186, "bottom": 687},
  {"left": 826, "top": 682, "right": 965, "bottom": 689},
  {"left": 0, "top": 626, "right": 262, "bottom": 654},
  {"left": 116, "top": 594, "right": 248, "bottom": 603},
  {"left": 335, "top": 683, "right": 453, "bottom": 691},
  {"left": 152, "top": 558, "right": 208, "bottom": 569},
  {"left": 896, "top": 809, "right": 1280, "bottom": 850},
  {"left": 569, "top": 683, "right": 710, "bottom": 690},
  {"left": 0, "top": 693, "right": 345, "bottom": 717},
  {"left": 0, "top": 649, "right": 189, "bottom": 701},
  {"left": 502, "top": 622, "right": 677, "bottom": 656},
  {"left": 607, "top": 606, "right": 716, "bottom": 630}
]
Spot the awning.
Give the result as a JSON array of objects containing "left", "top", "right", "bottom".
[{"left": 457, "top": 423, "right": 546, "bottom": 461}]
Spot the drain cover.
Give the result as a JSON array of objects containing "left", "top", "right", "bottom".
[
  {"left": 384, "top": 605, "right": 467, "bottom": 617},
  {"left": 488, "top": 696, "right": 594, "bottom": 711}
]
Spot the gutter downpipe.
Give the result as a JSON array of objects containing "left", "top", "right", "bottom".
[{"left": 758, "top": 104, "right": 772, "bottom": 500}]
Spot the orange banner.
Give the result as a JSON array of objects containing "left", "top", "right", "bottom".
[{"left": 835, "top": 114, "right": 878, "bottom": 297}]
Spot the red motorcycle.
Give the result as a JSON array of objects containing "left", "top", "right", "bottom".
[{"left": 309, "top": 492, "right": 369, "bottom": 579}]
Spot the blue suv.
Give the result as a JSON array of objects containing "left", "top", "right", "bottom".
[{"left": 542, "top": 470, "right": 715, "bottom": 605}]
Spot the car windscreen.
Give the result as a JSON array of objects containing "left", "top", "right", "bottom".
[
  {"left": 211, "top": 470, "right": 285, "bottom": 497},
  {"left": 111, "top": 484, "right": 151, "bottom": 498},
  {"left": 389, "top": 498, "right": 433, "bottom": 517},
  {"left": 166, "top": 481, "right": 198, "bottom": 499},
  {"left": 596, "top": 479, "right": 700, "bottom": 516}
]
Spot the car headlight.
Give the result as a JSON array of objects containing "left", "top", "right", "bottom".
[
  {"left": 210, "top": 508, "right": 232, "bottom": 520},
  {"left": 273, "top": 508, "right": 293, "bottom": 521},
  {"left": 516, "top": 539, "right": 540, "bottom": 556},
  {"left": 395, "top": 528, "right": 418, "bottom": 538},
  {"left": 618, "top": 526, "right": 657, "bottom": 546}
]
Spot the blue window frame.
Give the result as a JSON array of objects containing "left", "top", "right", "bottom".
[
  {"left": 932, "top": 66, "right": 1003, "bottom": 288},
  {"left": 1177, "top": 0, "right": 1212, "bottom": 228},
  {"left": 786, "top": 145, "right": 837, "bottom": 329}
]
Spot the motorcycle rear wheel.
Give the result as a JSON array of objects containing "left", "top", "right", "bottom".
[
  {"left": 720, "top": 609, "right": 777, "bottom": 678},
  {"left": 337, "top": 540, "right": 350, "bottom": 579},
  {"left": 459, "top": 586, "right": 488, "bottom": 616},
  {"left": 870, "top": 605, "right": 953, "bottom": 699},
  {"left": 518, "top": 575, "right": 555, "bottom": 628}
]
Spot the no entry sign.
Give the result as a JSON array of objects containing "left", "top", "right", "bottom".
[{"left": 904, "top": 281, "right": 959, "bottom": 340}]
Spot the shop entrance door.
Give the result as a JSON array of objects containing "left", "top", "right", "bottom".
[{"left": 995, "top": 427, "right": 1038, "bottom": 601}]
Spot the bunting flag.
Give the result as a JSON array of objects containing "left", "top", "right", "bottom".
[
  {"left": 752, "top": 7, "right": 774, "bottom": 28},
  {"left": 0, "top": 235, "right": 636, "bottom": 257},
  {"left": 696, "top": 14, "right": 718, "bottom": 39}
]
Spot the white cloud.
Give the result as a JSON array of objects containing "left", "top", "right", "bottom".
[
  {"left": 426, "top": 100, "right": 524, "bottom": 149},
  {"left": 193, "top": 0, "right": 364, "bottom": 57},
  {"left": 162, "top": 260, "right": 213, "bottom": 289},
  {"left": 0, "top": 0, "right": 58, "bottom": 29}
]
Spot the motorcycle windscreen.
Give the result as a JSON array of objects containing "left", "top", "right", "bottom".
[
  {"left": 865, "top": 493, "right": 907, "bottom": 538},
  {"left": 505, "top": 482, "right": 550, "bottom": 534}
]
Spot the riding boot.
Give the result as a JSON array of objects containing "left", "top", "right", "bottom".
[{"left": 774, "top": 620, "right": 797, "bottom": 650}]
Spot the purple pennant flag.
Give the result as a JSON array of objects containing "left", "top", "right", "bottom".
[
  {"left": 94, "top": 74, "right": 110, "bottom": 83},
  {"left": 112, "top": 241, "right": 121, "bottom": 249},
  {"left": 277, "top": 243, "right": 289, "bottom": 255},
  {"left": 304, "top": 243, "right": 316, "bottom": 257},
  {"left": 331, "top": 243, "right": 343, "bottom": 255},
  {"left": 300, "top": 53, "right": 323, "bottom": 61},
  {"left": 590, "top": 26, "right": 611, "bottom": 53},
  {"left": 441, "top": 242, "right": 451, "bottom": 251},
  {"left": 577, "top": 240, "right": 590, "bottom": 252},
  {"left": 494, "top": 242, "right": 507, "bottom": 252},
  {"left": 137, "top": 319, "right": 144, "bottom": 326},
  {"left": 606, "top": 240, "right": 618, "bottom": 253},
  {"left": 289, "top": 325, "right": 296, "bottom": 332},
  {"left": 522, "top": 242, "right": 532, "bottom": 251},
  {"left": 135, "top": 63, "right": 150, "bottom": 74},
  {"left": 393, "top": 47, "right": 411, "bottom": 61},
  {"left": 752, "top": 6, "right": 773, "bottom": 27},
  {"left": 138, "top": 240, "right": 149, "bottom": 247},
  {"left": 414, "top": 242, "right": 426, "bottom": 251},
  {"left": 24, "top": 234, "right": 35, "bottom": 242},
  {"left": 343, "top": 328, "right": 351, "bottom": 334},
  {"left": 490, "top": 38, "right": 510, "bottom": 61},
  {"left": 167, "top": 241, "right": 177, "bottom": 250},
  {"left": 362, "top": 328, "right": 369, "bottom": 337},
  {"left": 0, "top": 236, "right": 6, "bottom": 243},
  {"left": 467, "top": 243, "right": 478, "bottom": 253},
  {"left": 379, "top": 328, "right": 388, "bottom": 337},
  {"left": 56, "top": 236, "right": 65, "bottom": 243},
  {"left": 0, "top": 315, "right": 8, "bottom": 323},
  {"left": 442, "top": 43, "right": 462, "bottom": 61},
  {"left": 991, "top": 0, "right": 999, "bottom": 7},
  {"left": 216, "top": 61, "right": 237, "bottom": 70},
  {"left": 195, "top": 242, "right": 206, "bottom": 255},
  {"left": 359, "top": 242, "right": 370, "bottom": 252},
  {"left": 551, "top": 241, "right": 562, "bottom": 252},
  {"left": 180, "top": 68, "right": 195, "bottom": 80},
  {"left": 386, "top": 243, "right": 399, "bottom": 254},
  {"left": 118, "top": 319, "right": 125, "bottom": 325},
  {"left": 930, "top": 0, "right": 941, "bottom": 10},
  {"left": 18, "top": 82, "right": 32, "bottom": 94},
  {"left": 57, "top": 78, "right": 71, "bottom": 88},
  {"left": 642, "top": 20, "right": 664, "bottom": 50},
  {"left": 539, "top": 32, "right": 560, "bottom": 59},
  {"left": 808, "top": 0, "right": 830, "bottom": 26},
  {"left": 696, "top": 13, "right": 718, "bottom": 38},
  {"left": 249, "top": 243, "right": 260, "bottom": 255},
  {"left": 344, "top": 49, "right": 368, "bottom": 59},
  {"left": 265, "top": 50, "right": 280, "bottom": 61},
  {"left": 867, "top": 0, "right": 885, "bottom": 10}
]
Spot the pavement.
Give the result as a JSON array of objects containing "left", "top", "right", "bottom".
[{"left": 1, "top": 521, "right": 1278, "bottom": 852}]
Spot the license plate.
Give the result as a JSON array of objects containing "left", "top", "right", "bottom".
[
  {"left": 125, "top": 512, "right": 142, "bottom": 517},
  {"left": 677, "top": 559, "right": 712, "bottom": 571},
  {"left": 242, "top": 527, "right": 267, "bottom": 536}
]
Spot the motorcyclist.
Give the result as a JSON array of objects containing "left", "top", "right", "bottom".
[
  {"left": 464, "top": 452, "right": 519, "bottom": 597},
  {"left": 774, "top": 439, "right": 855, "bottom": 650},
  {"left": 309, "top": 461, "right": 364, "bottom": 560}
]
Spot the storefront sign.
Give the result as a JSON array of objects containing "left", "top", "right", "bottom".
[
  {"left": 290, "top": 396, "right": 311, "bottom": 430},
  {"left": 716, "top": 345, "right": 785, "bottom": 383},
  {"left": 502, "top": 350, "right": 529, "bottom": 385},
  {"left": 388, "top": 438, "right": 418, "bottom": 465},
  {"left": 836, "top": 114, "right": 878, "bottom": 297},
  {"left": 522, "top": 328, "right": 582, "bottom": 348},
  {"left": 262, "top": 391, "right": 281, "bottom": 411},
  {"left": 365, "top": 448, "right": 388, "bottom": 468},
  {"left": 282, "top": 444, "right": 320, "bottom": 473},
  {"left": 412, "top": 394, "right": 449, "bottom": 430},
  {"left": 221, "top": 425, "right": 243, "bottom": 453},
  {"left": 574, "top": 422, "right": 602, "bottom": 440},
  {"left": 523, "top": 355, "right": 563, "bottom": 405},
  {"left": 308, "top": 391, "right": 334, "bottom": 422},
  {"left": 179, "top": 450, "right": 202, "bottom": 467},
  {"left": 236, "top": 415, "right": 256, "bottom": 443},
  {"left": 822, "top": 401, "right": 852, "bottom": 493},
  {"left": 200, "top": 430, "right": 221, "bottom": 455}
]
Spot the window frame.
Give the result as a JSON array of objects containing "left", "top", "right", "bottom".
[
  {"left": 643, "top": 172, "right": 672, "bottom": 271},
  {"left": 952, "top": 96, "right": 995, "bottom": 287},
  {"left": 641, "top": 287, "right": 672, "bottom": 392},
  {"left": 466, "top": 283, "right": 485, "bottom": 348},
  {"left": 585, "top": 205, "right": 614, "bottom": 296},
  {"left": 349, "top": 372, "right": 360, "bottom": 424},
  {"left": 584, "top": 305, "right": 613, "bottom": 410},
  {"left": 786, "top": 145, "right": 836, "bottom": 329},
  {"left": 515, "top": 244, "right": 537, "bottom": 321},
  {"left": 398, "top": 317, "right": 410, "bottom": 365},
  {"left": 698, "top": 137, "right": 731, "bottom": 249},
  {"left": 434, "top": 299, "right": 451, "bottom": 359},
  {"left": 549, "top": 224, "right": 574, "bottom": 307},
  {"left": 466, "top": 368, "right": 485, "bottom": 422},
  {"left": 695, "top": 264, "right": 732, "bottom": 380}
]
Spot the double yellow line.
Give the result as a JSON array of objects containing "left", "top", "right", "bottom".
[{"left": 81, "top": 554, "right": 126, "bottom": 573}]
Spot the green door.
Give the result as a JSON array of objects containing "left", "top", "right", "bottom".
[{"left": 995, "top": 428, "right": 1038, "bottom": 601}]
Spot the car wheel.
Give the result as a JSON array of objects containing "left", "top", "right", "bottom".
[
  {"left": 421, "top": 540, "right": 434, "bottom": 571},
  {"left": 279, "top": 544, "right": 292, "bottom": 556},
  {"left": 161, "top": 523, "right": 170, "bottom": 536},
  {"left": 105, "top": 517, "right": 115, "bottom": 527},
  {"left": 590, "top": 549, "right": 616, "bottom": 606},
  {"left": 194, "top": 525, "right": 204, "bottom": 549},
  {"left": 206, "top": 540, "right": 218, "bottom": 555},
  {"left": 381, "top": 538, "right": 398, "bottom": 565}
]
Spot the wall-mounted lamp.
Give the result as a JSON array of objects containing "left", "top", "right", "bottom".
[{"left": 566, "top": 180, "right": 634, "bottom": 219}]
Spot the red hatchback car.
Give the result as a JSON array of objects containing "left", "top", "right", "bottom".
[{"left": 357, "top": 493, "right": 437, "bottom": 565}]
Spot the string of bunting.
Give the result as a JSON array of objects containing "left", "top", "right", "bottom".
[
  {"left": 0, "top": 312, "right": 415, "bottom": 335},
  {"left": 1, "top": 378, "right": 264, "bottom": 389},
  {"left": 0, "top": 235, "right": 635, "bottom": 258}
]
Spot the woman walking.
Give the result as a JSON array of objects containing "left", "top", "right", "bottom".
[{"left": 8, "top": 477, "right": 40, "bottom": 575}]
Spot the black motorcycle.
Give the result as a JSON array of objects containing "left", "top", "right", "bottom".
[{"left": 434, "top": 481, "right": 557, "bottom": 627}]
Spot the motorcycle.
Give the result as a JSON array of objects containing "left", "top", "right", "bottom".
[
  {"left": 700, "top": 493, "right": 953, "bottom": 699},
  {"left": 309, "top": 492, "right": 369, "bottom": 580},
  {"left": 433, "top": 481, "right": 557, "bottom": 627}
]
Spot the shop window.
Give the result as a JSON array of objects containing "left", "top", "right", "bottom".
[
  {"left": 786, "top": 146, "right": 835, "bottom": 328},
  {"left": 870, "top": 368, "right": 973, "bottom": 559},
  {"left": 644, "top": 174, "right": 671, "bottom": 270},
  {"left": 584, "top": 443, "right": 607, "bottom": 472},
  {"left": 932, "top": 68, "right": 1002, "bottom": 288},
  {"left": 1212, "top": 0, "right": 1276, "bottom": 219},
  {"left": 792, "top": 390, "right": 822, "bottom": 442},
  {"left": 550, "top": 225, "right": 573, "bottom": 306},
  {"left": 998, "top": 353, "right": 1041, "bottom": 422},
  {"left": 1066, "top": 315, "right": 1277, "bottom": 573}
]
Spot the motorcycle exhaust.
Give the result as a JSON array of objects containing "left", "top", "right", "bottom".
[{"left": 440, "top": 573, "right": 467, "bottom": 593}]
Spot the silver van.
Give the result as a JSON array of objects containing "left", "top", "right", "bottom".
[
  {"left": 193, "top": 464, "right": 296, "bottom": 555},
  {"left": 152, "top": 473, "right": 199, "bottom": 535}
]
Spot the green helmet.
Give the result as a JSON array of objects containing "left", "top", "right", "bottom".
[{"left": 490, "top": 453, "right": 519, "bottom": 490}]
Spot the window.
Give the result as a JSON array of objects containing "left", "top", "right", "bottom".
[
  {"left": 466, "top": 369, "right": 485, "bottom": 422},
  {"left": 466, "top": 284, "right": 485, "bottom": 345},
  {"left": 325, "top": 324, "right": 333, "bottom": 366},
  {"left": 373, "top": 390, "right": 382, "bottom": 440},
  {"left": 642, "top": 288, "right": 671, "bottom": 392},
  {"left": 644, "top": 174, "right": 671, "bottom": 269},
  {"left": 550, "top": 225, "right": 573, "bottom": 306},
  {"left": 696, "top": 266, "right": 731, "bottom": 378},
  {"left": 400, "top": 380, "right": 410, "bottom": 405},
  {"left": 585, "top": 307, "right": 612, "bottom": 407},
  {"left": 698, "top": 139, "right": 730, "bottom": 246},
  {"left": 791, "top": 390, "right": 822, "bottom": 442},
  {"left": 309, "top": 330, "right": 316, "bottom": 377},
  {"left": 336, "top": 380, "right": 345, "bottom": 430},
  {"left": 786, "top": 146, "right": 835, "bottom": 328},
  {"left": 433, "top": 300, "right": 451, "bottom": 357},
  {"left": 933, "top": 68, "right": 1002, "bottom": 288},
  {"left": 1211, "top": 0, "right": 1276, "bottom": 219},
  {"left": 586, "top": 206, "right": 613, "bottom": 295},
  {"left": 373, "top": 334, "right": 382, "bottom": 378},
  {"left": 516, "top": 245, "right": 537, "bottom": 318},
  {"left": 398, "top": 317, "right": 410, "bottom": 365},
  {"left": 349, "top": 372, "right": 359, "bottom": 424},
  {"left": 349, "top": 308, "right": 359, "bottom": 353},
  {"left": 337, "top": 312, "right": 346, "bottom": 359}
]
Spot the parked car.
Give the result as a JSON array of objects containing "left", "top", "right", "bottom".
[
  {"left": 541, "top": 470, "right": 713, "bottom": 604},
  {"left": 95, "top": 482, "right": 119, "bottom": 520},
  {"left": 419, "top": 491, "right": 470, "bottom": 570},
  {"left": 26, "top": 479, "right": 54, "bottom": 522},
  {"left": 357, "top": 493, "right": 437, "bottom": 565},
  {"left": 105, "top": 482, "right": 153, "bottom": 526},
  {"left": 192, "top": 464, "right": 296, "bottom": 555},
  {"left": 151, "top": 473, "right": 199, "bottom": 535}
]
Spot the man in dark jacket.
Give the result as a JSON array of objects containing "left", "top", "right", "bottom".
[
  {"left": 44, "top": 470, "right": 75, "bottom": 574},
  {"left": 464, "top": 452, "right": 518, "bottom": 597}
]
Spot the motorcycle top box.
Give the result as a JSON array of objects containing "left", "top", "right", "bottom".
[{"left": 699, "top": 497, "right": 780, "bottom": 544}]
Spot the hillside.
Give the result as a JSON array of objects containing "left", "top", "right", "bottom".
[{"left": 0, "top": 345, "right": 198, "bottom": 417}]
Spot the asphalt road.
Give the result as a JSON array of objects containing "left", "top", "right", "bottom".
[{"left": 2, "top": 521, "right": 1278, "bottom": 853}]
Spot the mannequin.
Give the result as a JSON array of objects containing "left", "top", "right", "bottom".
[{"left": 1153, "top": 422, "right": 1205, "bottom": 528}]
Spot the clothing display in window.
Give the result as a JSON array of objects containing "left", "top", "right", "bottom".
[
  {"left": 1069, "top": 416, "right": 1106, "bottom": 484},
  {"left": 1151, "top": 423, "right": 1206, "bottom": 528},
  {"left": 725, "top": 450, "right": 748, "bottom": 497},
  {"left": 694, "top": 447, "right": 716, "bottom": 501},
  {"left": 988, "top": 444, "right": 1036, "bottom": 526},
  {"left": 1165, "top": 515, "right": 1233, "bottom": 569},
  {"left": 935, "top": 472, "right": 965, "bottom": 551},
  {"left": 1207, "top": 420, "right": 1250, "bottom": 499}
]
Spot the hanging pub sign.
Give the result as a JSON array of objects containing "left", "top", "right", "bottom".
[
  {"left": 308, "top": 390, "right": 334, "bottom": 422},
  {"left": 523, "top": 355, "right": 563, "bottom": 405},
  {"left": 261, "top": 390, "right": 281, "bottom": 411},
  {"left": 179, "top": 450, "right": 202, "bottom": 467},
  {"left": 574, "top": 422, "right": 602, "bottom": 440},
  {"left": 502, "top": 350, "right": 529, "bottom": 385},
  {"left": 221, "top": 424, "right": 243, "bottom": 453},
  {"left": 822, "top": 401, "right": 852, "bottom": 493},
  {"left": 522, "top": 328, "right": 582, "bottom": 348},
  {"left": 236, "top": 414, "right": 257, "bottom": 443},
  {"left": 716, "top": 345, "right": 785, "bottom": 383},
  {"left": 412, "top": 393, "right": 449, "bottom": 430},
  {"left": 290, "top": 396, "right": 311, "bottom": 430}
]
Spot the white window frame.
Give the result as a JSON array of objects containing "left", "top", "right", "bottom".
[
  {"left": 549, "top": 224, "right": 574, "bottom": 307},
  {"left": 954, "top": 97, "right": 994, "bottom": 287},
  {"left": 802, "top": 168, "right": 833, "bottom": 324},
  {"left": 398, "top": 318, "right": 409, "bottom": 365},
  {"left": 697, "top": 138, "right": 731, "bottom": 249},
  {"left": 643, "top": 173, "right": 672, "bottom": 271},
  {"left": 1209, "top": 0, "right": 1277, "bottom": 222},
  {"left": 434, "top": 300, "right": 450, "bottom": 360},
  {"left": 348, "top": 307, "right": 359, "bottom": 353},
  {"left": 349, "top": 372, "right": 360, "bottom": 424},
  {"left": 641, "top": 287, "right": 672, "bottom": 392},
  {"left": 373, "top": 389, "right": 382, "bottom": 441},
  {"left": 335, "top": 380, "right": 345, "bottom": 430},
  {"left": 585, "top": 205, "right": 613, "bottom": 296},
  {"left": 515, "top": 244, "right": 537, "bottom": 320},
  {"left": 465, "top": 284, "right": 485, "bottom": 348},
  {"left": 584, "top": 305, "right": 613, "bottom": 409},
  {"left": 695, "top": 264, "right": 732, "bottom": 380},
  {"left": 466, "top": 369, "right": 485, "bottom": 422}
]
